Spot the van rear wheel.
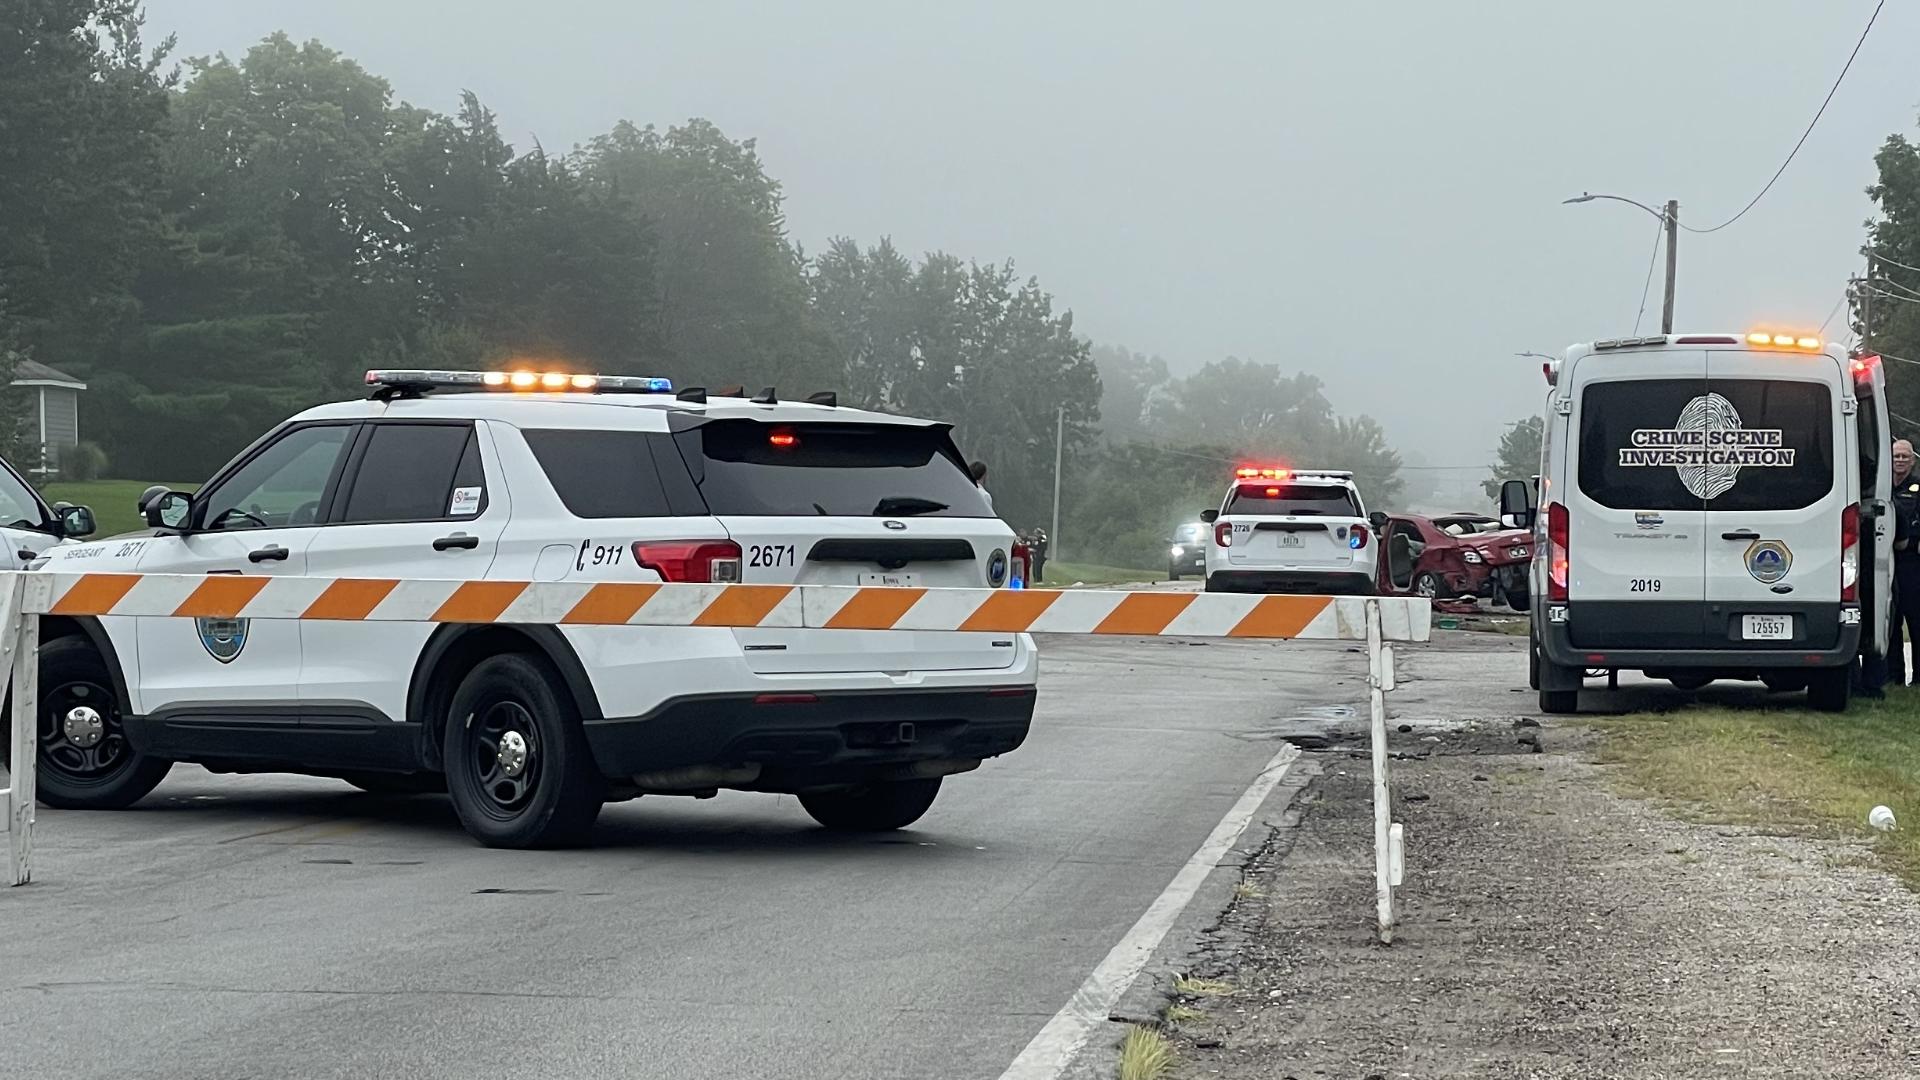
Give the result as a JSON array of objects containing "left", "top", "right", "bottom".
[{"left": 1806, "top": 667, "right": 1852, "bottom": 713}]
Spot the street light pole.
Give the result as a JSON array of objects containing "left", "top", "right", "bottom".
[
  {"left": 1050, "top": 405, "right": 1064, "bottom": 561},
  {"left": 1564, "top": 192, "right": 1679, "bottom": 334},
  {"left": 1661, "top": 199, "right": 1678, "bottom": 335}
]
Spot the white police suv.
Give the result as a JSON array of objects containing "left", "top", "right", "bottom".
[
  {"left": 1200, "top": 467, "right": 1380, "bottom": 594},
  {"left": 29, "top": 370, "right": 1037, "bottom": 847}
]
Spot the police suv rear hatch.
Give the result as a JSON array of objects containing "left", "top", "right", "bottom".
[
  {"left": 1224, "top": 480, "right": 1362, "bottom": 568},
  {"left": 670, "top": 415, "right": 1019, "bottom": 674}
]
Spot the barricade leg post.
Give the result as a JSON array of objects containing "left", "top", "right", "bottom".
[
  {"left": 1366, "top": 597, "right": 1394, "bottom": 944},
  {"left": 6, "top": 576, "right": 35, "bottom": 887}
]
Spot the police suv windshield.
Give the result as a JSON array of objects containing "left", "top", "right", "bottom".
[{"left": 1224, "top": 483, "right": 1360, "bottom": 517}]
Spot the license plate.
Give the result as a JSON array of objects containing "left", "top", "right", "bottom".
[
  {"left": 860, "top": 572, "right": 921, "bottom": 588},
  {"left": 1741, "top": 615, "right": 1792, "bottom": 640},
  {"left": 1279, "top": 533, "right": 1304, "bottom": 548}
]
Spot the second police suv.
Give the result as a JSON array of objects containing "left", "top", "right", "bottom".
[
  {"left": 1201, "top": 466, "right": 1382, "bottom": 594},
  {"left": 30, "top": 370, "right": 1039, "bottom": 848}
]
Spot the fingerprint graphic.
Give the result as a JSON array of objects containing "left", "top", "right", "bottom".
[{"left": 1676, "top": 392, "right": 1743, "bottom": 499}]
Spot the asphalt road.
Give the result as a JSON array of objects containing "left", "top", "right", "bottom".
[{"left": 1, "top": 634, "right": 1388, "bottom": 1080}]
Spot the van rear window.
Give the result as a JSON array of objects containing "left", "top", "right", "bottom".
[
  {"left": 1577, "top": 378, "right": 1834, "bottom": 511},
  {"left": 1225, "top": 483, "right": 1360, "bottom": 516},
  {"left": 672, "top": 420, "right": 993, "bottom": 518}
]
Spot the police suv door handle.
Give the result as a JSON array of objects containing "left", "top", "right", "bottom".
[
  {"left": 433, "top": 533, "right": 480, "bottom": 551},
  {"left": 1719, "top": 529, "right": 1761, "bottom": 541},
  {"left": 247, "top": 544, "right": 290, "bottom": 563}
]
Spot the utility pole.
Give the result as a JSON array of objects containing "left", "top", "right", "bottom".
[
  {"left": 1661, "top": 199, "right": 1678, "bottom": 334},
  {"left": 1050, "top": 405, "right": 1064, "bottom": 561}
]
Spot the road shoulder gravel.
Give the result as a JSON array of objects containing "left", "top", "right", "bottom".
[{"left": 1151, "top": 721, "right": 1920, "bottom": 1079}]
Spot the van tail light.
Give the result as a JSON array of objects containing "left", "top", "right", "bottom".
[
  {"left": 1214, "top": 521, "right": 1233, "bottom": 548},
  {"left": 1348, "top": 524, "right": 1369, "bottom": 550},
  {"left": 1546, "top": 503, "right": 1570, "bottom": 602},
  {"left": 1841, "top": 503, "right": 1860, "bottom": 602},
  {"left": 632, "top": 540, "right": 744, "bottom": 583},
  {"left": 1010, "top": 542, "right": 1031, "bottom": 587}
]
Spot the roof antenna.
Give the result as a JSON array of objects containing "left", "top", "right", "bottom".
[
  {"left": 715, "top": 384, "right": 745, "bottom": 398},
  {"left": 750, "top": 387, "right": 778, "bottom": 405},
  {"left": 806, "top": 390, "right": 837, "bottom": 407},
  {"left": 676, "top": 386, "right": 708, "bottom": 403}
]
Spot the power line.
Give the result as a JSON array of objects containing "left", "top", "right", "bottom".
[
  {"left": 1819, "top": 291, "right": 1848, "bottom": 334},
  {"left": 1680, "top": 0, "right": 1885, "bottom": 234},
  {"left": 1871, "top": 250, "right": 1920, "bottom": 276},
  {"left": 1860, "top": 286, "right": 1920, "bottom": 306},
  {"left": 1872, "top": 274, "right": 1920, "bottom": 300},
  {"left": 1631, "top": 218, "right": 1663, "bottom": 334}
]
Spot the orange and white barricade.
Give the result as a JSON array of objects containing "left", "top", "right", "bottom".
[{"left": 4, "top": 574, "right": 1427, "bottom": 939}]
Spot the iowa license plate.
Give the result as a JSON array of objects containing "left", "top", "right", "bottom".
[
  {"left": 859, "top": 572, "right": 920, "bottom": 588},
  {"left": 1740, "top": 614, "right": 1791, "bottom": 641}
]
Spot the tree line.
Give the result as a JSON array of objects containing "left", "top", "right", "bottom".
[{"left": 2, "top": 2, "right": 1404, "bottom": 565}]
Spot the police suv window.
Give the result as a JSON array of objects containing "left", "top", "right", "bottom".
[
  {"left": 523, "top": 429, "right": 673, "bottom": 518},
  {"left": 340, "top": 424, "right": 482, "bottom": 524},
  {"left": 673, "top": 420, "right": 993, "bottom": 518},
  {"left": 1578, "top": 378, "right": 1833, "bottom": 512},
  {"left": 0, "top": 465, "right": 43, "bottom": 530},
  {"left": 201, "top": 424, "right": 352, "bottom": 530},
  {"left": 1224, "top": 484, "right": 1360, "bottom": 517}
]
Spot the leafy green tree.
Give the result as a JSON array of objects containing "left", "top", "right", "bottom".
[
  {"left": 575, "top": 120, "right": 825, "bottom": 393},
  {"left": 1483, "top": 415, "right": 1544, "bottom": 499},
  {"left": 1862, "top": 121, "right": 1920, "bottom": 428},
  {"left": 0, "top": 0, "right": 173, "bottom": 458},
  {"left": 1090, "top": 345, "right": 1169, "bottom": 446}
]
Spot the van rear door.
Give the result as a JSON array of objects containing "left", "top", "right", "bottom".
[
  {"left": 1700, "top": 352, "right": 1846, "bottom": 647},
  {"left": 1567, "top": 350, "right": 1708, "bottom": 644}
]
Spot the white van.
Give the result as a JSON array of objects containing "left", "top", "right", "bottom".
[{"left": 1501, "top": 332, "right": 1892, "bottom": 714}]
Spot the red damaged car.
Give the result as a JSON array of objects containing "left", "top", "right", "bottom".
[{"left": 1375, "top": 513, "right": 1532, "bottom": 610}]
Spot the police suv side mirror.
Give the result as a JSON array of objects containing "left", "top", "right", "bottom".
[
  {"left": 141, "top": 487, "right": 193, "bottom": 531},
  {"left": 1200, "top": 509, "right": 1219, "bottom": 524},
  {"left": 1498, "top": 479, "right": 1536, "bottom": 530},
  {"left": 52, "top": 503, "right": 95, "bottom": 539}
]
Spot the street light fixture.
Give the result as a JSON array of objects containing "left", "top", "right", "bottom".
[{"left": 1564, "top": 191, "right": 1680, "bottom": 335}]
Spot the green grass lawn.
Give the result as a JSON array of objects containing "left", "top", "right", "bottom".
[
  {"left": 1034, "top": 560, "right": 1162, "bottom": 586},
  {"left": 35, "top": 479, "right": 193, "bottom": 538},
  {"left": 1596, "top": 689, "right": 1920, "bottom": 887}
]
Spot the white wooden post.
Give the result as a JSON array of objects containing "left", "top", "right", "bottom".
[
  {"left": 4, "top": 575, "right": 35, "bottom": 887},
  {"left": 1365, "top": 597, "right": 1396, "bottom": 944}
]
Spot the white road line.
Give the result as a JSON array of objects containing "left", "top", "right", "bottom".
[{"left": 994, "top": 742, "right": 1303, "bottom": 1080}]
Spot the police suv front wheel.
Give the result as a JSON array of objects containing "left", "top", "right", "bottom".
[
  {"left": 799, "top": 777, "right": 943, "bottom": 832},
  {"left": 7, "top": 637, "right": 172, "bottom": 810},
  {"left": 443, "top": 654, "right": 604, "bottom": 848}
]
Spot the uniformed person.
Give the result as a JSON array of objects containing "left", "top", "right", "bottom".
[{"left": 1888, "top": 440, "right": 1920, "bottom": 685}]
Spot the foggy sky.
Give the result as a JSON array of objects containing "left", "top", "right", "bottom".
[{"left": 137, "top": 0, "right": 1918, "bottom": 478}]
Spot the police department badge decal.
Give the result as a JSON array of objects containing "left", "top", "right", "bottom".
[
  {"left": 1744, "top": 540, "right": 1792, "bottom": 585},
  {"left": 197, "top": 617, "right": 249, "bottom": 663}
]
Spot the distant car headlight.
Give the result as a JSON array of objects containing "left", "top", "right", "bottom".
[
  {"left": 1462, "top": 549, "right": 1484, "bottom": 564},
  {"left": 1170, "top": 545, "right": 1185, "bottom": 557}
]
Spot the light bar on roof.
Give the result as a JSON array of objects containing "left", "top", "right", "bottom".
[{"left": 365, "top": 369, "right": 673, "bottom": 394}]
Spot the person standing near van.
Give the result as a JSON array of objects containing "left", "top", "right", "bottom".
[{"left": 1888, "top": 440, "right": 1920, "bottom": 685}]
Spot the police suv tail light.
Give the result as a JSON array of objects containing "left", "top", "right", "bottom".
[
  {"left": 1009, "top": 542, "right": 1030, "bottom": 588},
  {"left": 1841, "top": 503, "right": 1860, "bottom": 602},
  {"left": 1348, "top": 524, "right": 1369, "bottom": 550},
  {"left": 1546, "top": 502, "right": 1570, "bottom": 602},
  {"left": 1214, "top": 522, "right": 1232, "bottom": 548},
  {"left": 632, "top": 540, "right": 744, "bottom": 583}
]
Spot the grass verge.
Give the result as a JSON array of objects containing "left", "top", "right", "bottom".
[
  {"left": 1116, "top": 1025, "right": 1174, "bottom": 1080},
  {"left": 1595, "top": 689, "right": 1920, "bottom": 887},
  {"left": 35, "top": 479, "right": 192, "bottom": 538},
  {"left": 1038, "top": 561, "right": 1161, "bottom": 586}
]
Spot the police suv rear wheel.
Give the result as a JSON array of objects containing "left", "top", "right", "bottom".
[
  {"left": 15, "top": 637, "right": 172, "bottom": 810},
  {"left": 799, "top": 777, "right": 942, "bottom": 832},
  {"left": 443, "top": 654, "right": 604, "bottom": 848}
]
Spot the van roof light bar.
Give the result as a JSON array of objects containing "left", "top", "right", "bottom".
[{"left": 1591, "top": 335, "right": 1668, "bottom": 351}]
